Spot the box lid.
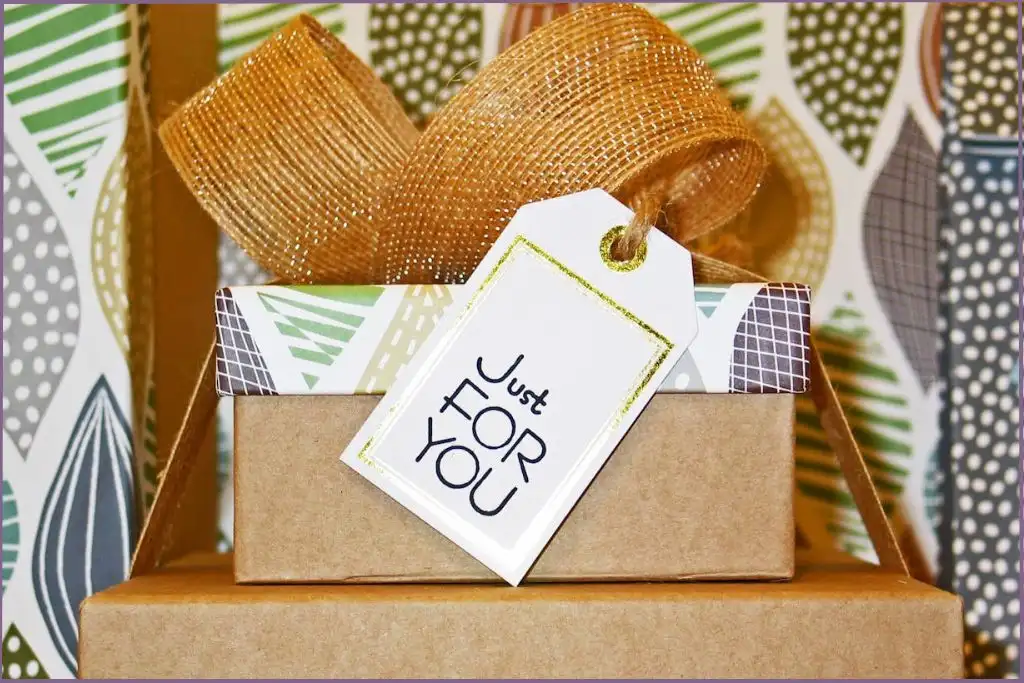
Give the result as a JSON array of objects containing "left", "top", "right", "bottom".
[
  {"left": 214, "top": 282, "right": 811, "bottom": 396},
  {"left": 81, "top": 549, "right": 962, "bottom": 679}
]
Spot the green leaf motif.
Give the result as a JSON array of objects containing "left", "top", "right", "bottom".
[
  {"left": 922, "top": 445, "right": 943, "bottom": 538},
  {"left": 2, "top": 625, "right": 48, "bottom": 679},
  {"left": 260, "top": 286, "right": 384, "bottom": 389},
  {"left": 795, "top": 293, "right": 913, "bottom": 561},
  {"left": 3, "top": 4, "right": 132, "bottom": 196},
  {"left": 787, "top": 3, "right": 903, "bottom": 166},
  {"left": 218, "top": 4, "right": 345, "bottom": 73},
  {"left": 650, "top": 2, "right": 763, "bottom": 111},
  {"left": 369, "top": 4, "right": 483, "bottom": 125},
  {"left": 3, "top": 479, "right": 19, "bottom": 593}
]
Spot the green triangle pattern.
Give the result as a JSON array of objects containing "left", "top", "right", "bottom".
[
  {"left": 4, "top": 4, "right": 132, "bottom": 197},
  {"left": 258, "top": 287, "right": 383, "bottom": 388},
  {"left": 794, "top": 292, "right": 913, "bottom": 560}
]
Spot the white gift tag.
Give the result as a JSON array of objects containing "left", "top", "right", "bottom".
[{"left": 340, "top": 189, "right": 698, "bottom": 584}]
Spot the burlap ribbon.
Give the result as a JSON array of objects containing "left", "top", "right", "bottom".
[{"left": 133, "top": 4, "right": 907, "bottom": 577}]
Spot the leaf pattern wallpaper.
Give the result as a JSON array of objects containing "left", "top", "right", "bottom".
[
  {"left": 3, "top": 139, "right": 81, "bottom": 460},
  {"left": 938, "top": 7, "right": 1020, "bottom": 677},
  {"left": 369, "top": 3, "right": 483, "bottom": 125},
  {"left": 3, "top": 4, "right": 132, "bottom": 197},
  {"left": 3, "top": 478, "right": 19, "bottom": 593},
  {"left": 3, "top": 3, "right": 148, "bottom": 679},
  {"left": 650, "top": 3, "right": 764, "bottom": 112},
  {"left": 863, "top": 114, "right": 940, "bottom": 389},
  {"left": 33, "top": 376, "right": 135, "bottom": 674},
  {"left": 794, "top": 293, "right": 914, "bottom": 559},
  {"left": 786, "top": 3, "right": 903, "bottom": 166},
  {"left": 2, "top": 3, "right": 1015, "bottom": 679}
]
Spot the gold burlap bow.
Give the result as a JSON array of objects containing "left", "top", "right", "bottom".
[{"left": 132, "top": 4, "right": 908, "bottom": 577}]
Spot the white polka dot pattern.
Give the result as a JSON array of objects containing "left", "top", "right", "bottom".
[
  {"left": 938, "top": 6, "right": 1020, "bottom": 676},
  {"left": 787, "top": 3, "right": 902, "bottom": 165},
  {"left": 942, "top": 5, "right": 1019, "bottom": 139},
  {"left": 2, "top": 138, "right": 80, "bottom": 459},
  {"left": 218, "top": 232, "right": 269, "bottom": 289}
]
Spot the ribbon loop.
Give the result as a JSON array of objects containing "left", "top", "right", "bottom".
[
  {"left": 161, "top": 4, "right": 765, "bottom": 286},
  {"left": 377, "top": 3, "right": 765, "bottom": 283},
  {"left": 160, "top": 16, "right": 417, "bottom": 284}
]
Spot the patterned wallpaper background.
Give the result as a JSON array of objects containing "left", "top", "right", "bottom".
[
  {"left": 1, "top": 3, "right": 1020, "bottom": 679},
  {"left": 3, "top": 4, "right": 152, "bottom": 678}
]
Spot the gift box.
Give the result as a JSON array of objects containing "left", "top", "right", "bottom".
[
  {"left": 78, "top": 549, "right": 962, "bottom": 679},
  {"left": 218, "top": 282, "right": 808, "bottom": 582},
  {"left": 109, "top": 7, "right": 959, "bottom": 679}
]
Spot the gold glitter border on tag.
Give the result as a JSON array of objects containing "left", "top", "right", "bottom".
[{"left": 354, "top": 236, "right": 673, "bottom": 544}]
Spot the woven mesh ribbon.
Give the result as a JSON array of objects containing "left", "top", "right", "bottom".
[
  {"left": 160, "top": 5, "right": 764, "bottom": 284},
  {"left": 135, "top": 5, "right": 907, "bottom": 576}
]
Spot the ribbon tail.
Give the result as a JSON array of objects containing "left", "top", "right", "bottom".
[
  {"left": 131, "top": 337, "right": 218, "bottom": 577},
  {"left": 690, "top": 252, "right": 909, "bottom": 577},
  {"left": 807, "top": 340, "right": 909, "bottom": 575}
]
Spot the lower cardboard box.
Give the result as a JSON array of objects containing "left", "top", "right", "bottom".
[
  {"left": 79, "top": 549, "right": 963, "bottom": 679},
  {"left": 233, "top": 392, "right": 795, "bottom": 583}
]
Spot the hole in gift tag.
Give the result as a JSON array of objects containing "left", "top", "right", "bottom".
[{"left": 600, "top": 225, "right": 648, "bottom": 272}]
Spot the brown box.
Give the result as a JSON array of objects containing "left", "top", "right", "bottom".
[
  {"left": 233, "top": 392, "right": 794, "bottom": 583},
  {"left": 79, "top": 549, "right": 963, "bottom": 679}
]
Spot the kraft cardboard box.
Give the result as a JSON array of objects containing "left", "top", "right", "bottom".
[
  {"left": 218, "top": 282, "right": 809, "bottom": 582},
  {"left": 78, "top": 549, "right": 963, "bottom": 679},
  {"left": 236, "top": 392, "right": 794, "bottom": 582}
]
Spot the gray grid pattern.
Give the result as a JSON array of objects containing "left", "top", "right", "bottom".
[
  {"left": 862, "top": 115, "right": 939, "bottom": 389},
  {"left": 729, "top": 283, "right": 811, "bottom": 394},
  {"left": 215, "top": 289, "right": 277, "bottom": 396}
]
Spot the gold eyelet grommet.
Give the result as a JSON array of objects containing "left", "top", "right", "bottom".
[{"left": 599, "top": 225, "right": 647, "bottom": 273}]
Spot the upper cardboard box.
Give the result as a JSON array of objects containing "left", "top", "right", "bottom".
[{"left": 214, "top": 282, "right": 811, "bottom": 396}]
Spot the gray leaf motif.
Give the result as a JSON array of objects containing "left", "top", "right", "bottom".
[
  {"left": 3, "top": 137, "right": 80, "bottom": 459},
  {"left": 862, "top": 115, "right": 939, "bottom": 389},
  {"left": 33, "top": 375, "right": 135, "bottom": 675}
]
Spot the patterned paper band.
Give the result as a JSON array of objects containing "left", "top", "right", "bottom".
[{"left": 214, "top": 282, "right": 811, "bottom": 397}]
